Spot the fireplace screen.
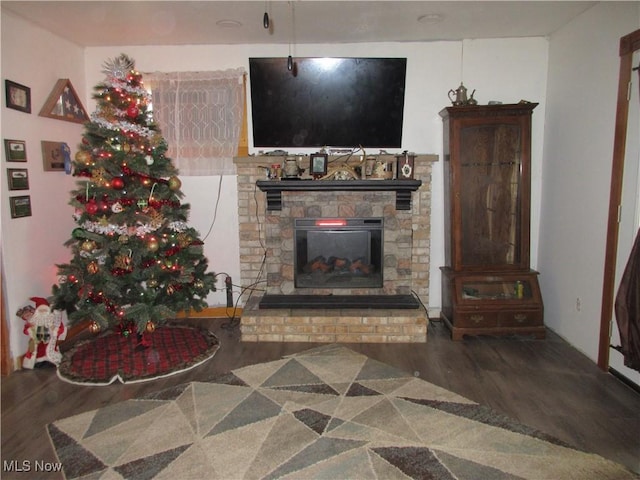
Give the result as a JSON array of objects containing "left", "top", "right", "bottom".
[{"left": 294, "top": 218, "right": 383, "bottom": 288}]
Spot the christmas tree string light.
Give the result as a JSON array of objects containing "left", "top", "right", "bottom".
[{"left": 51, "top": 54, "right": 216, "bottom": 340}]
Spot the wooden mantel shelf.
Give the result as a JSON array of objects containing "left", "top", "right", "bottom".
[{"left": 256, "top": 179, "right": 422, "bottom": 211}]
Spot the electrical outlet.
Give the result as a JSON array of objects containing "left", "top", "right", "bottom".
[{"left": 576, "top": 297, "right": 581, "bottom": 312}]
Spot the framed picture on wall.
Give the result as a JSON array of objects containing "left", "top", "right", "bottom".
[
  {"left": 9, "top": 195, "right": 32, "bottom": 218},
  {"left": 41, "top": 141, "right": 67, "bottom": 171},
  {"left": 7, "top": 168, "right": 29, "bottom": 190},
  {"left": 4, "top": 139, "right": 27, "bottom": 162},
  {"left": 5, "top": 80, "right": 31, "bottom": 113},
  {"left": 39, "top": 78, "right": 89, "bottom": 124}
]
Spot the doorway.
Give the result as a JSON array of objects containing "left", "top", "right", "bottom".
[
  {"left": 599, "top": 29, "right": 640, "bottom": 388},
  {"left": 609, "top": 49, "right": 640, "bottom": 388}
]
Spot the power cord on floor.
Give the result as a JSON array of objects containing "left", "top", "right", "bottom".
[
  {"left": 411, "top": 290, "right": 435, "bottom": 322},
  {"left": 220, "top": 278, "right": 267, "bottom": 330}
]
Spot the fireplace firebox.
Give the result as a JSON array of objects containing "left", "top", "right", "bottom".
[{"left": 294, "top": 218, "right": 383, "bottom": 289}]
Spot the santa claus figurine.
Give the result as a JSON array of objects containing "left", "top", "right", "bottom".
[{"left": 17, "top": 297, "right": 67, "bottom": 369}]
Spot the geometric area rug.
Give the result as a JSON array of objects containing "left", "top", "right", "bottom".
[{"left": 47, "top": 344, "right": 638, "bottom": 479}]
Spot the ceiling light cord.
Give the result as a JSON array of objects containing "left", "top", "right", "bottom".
[
  {"left": 460, "top": 40, "right": 464, "bottom": 84},
  {"left": 288, "top": 1, "right": 296, "bottom": 72}
]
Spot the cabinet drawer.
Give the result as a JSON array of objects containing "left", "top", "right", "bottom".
[
  {"left": 455, "top": 312, "right": 498, "bottom": 328},
  {"left": 499, "top": 311, "right": 542, "bottom": 327}
]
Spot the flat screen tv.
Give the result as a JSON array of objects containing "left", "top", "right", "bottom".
[{"left": 249, "top": 57, "right": 407, "bottom": 149}]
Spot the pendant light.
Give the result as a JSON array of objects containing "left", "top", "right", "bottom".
[
  {"left": 263, "top": 1, "right": 270, "bottom": 29},
  {"left": 287, "top": 1, "right": 296, "bottom": 73}
]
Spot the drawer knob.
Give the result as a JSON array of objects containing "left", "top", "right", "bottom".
[
  {"left": 470, "top": 314, "right": 484, "bottom": 323},
  {"left": 514, "top": 314, "right": 527, "bottom": 322}
]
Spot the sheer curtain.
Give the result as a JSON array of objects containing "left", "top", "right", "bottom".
[{"left": 145, "top": 69, "right": 245, "bottom": 176}]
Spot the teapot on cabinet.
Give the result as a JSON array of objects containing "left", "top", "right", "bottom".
[{"left": 448, "top": 83, "right": 477, "bottom": 106}]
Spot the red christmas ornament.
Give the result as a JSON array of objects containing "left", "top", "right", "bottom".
[
  {"left": 86, "top": 200, "right": 98, "bottom": 214},
  {"left": 111, "top": 177, "right": 125, "bottom": 190},
  {"left": 126, "top": 104, "right": 139, "bottom": 119}
]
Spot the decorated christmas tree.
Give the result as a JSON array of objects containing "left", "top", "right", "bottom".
[{"left": 51, "top": 54, "right": 216, "bottom": 337}]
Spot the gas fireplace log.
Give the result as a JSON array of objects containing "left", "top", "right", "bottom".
[
  {"left": 350, "top": 258, "right": 372, "bottom": 274},
  {"left": 310, "top": 257, "right": 332, "bottom": 273},
  {"left": 329, "top": 256, "right": 350, "bottom": 270},
  {"left": 304, "top": 256, "right": 373, "bottom": 275}
]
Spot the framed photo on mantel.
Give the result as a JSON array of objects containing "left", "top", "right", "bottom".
[{"left": 310, "top": 153, "right": 328, "bottom": 178}]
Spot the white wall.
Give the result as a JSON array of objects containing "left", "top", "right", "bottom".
[
  {"left": 540, "top": 2, "right": 639, "bottom": 362},
  {"left": 1, "top": 11, "right": 86, "bottom": 365}
]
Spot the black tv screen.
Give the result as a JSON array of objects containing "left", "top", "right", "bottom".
[{"left": 249, "top": 57, "right": 407, "bottom": 149}]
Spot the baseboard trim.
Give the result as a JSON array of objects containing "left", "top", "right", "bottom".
[
  {"left": 176, "top": 306, "right": 243, "bottom": 318},
  {"left": 609, "top": 367, "right": 640, "bottom": 394}
]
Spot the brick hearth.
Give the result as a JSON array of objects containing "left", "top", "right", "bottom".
[
  {"left": 240, "top": 296, "right": 428, "bottom": 343},
  {"left": 234, "top": 154, "right": 437, "bottom": 343}
]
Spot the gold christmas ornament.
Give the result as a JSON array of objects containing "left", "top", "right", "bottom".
[
  {"left": 89, "top": 321, "right": 101, "bottom": 334},
  {"left": 87, "top": 261, "right": 99, "bottom": 274},
  {"left": 114, "top": 254, "right": 133, "bottom": 271},
  {"left": 177, "top": 233, "right": 191, "bottom": 248},
  {"left": 149, "top": 209, "right": 164, "bottom": 229},
  {"left": 150, "top": 133, "right": 163, "bottom": 148},
  {"left": 75, "top": 150, "right": 92, "bottom": 165},
  {"left": 145, "top": 321, "right": 156, "bottom": 333},
  {"left": 147, "top": 238, "right": 159, "bottom": 252},
  {"left": 168, "top": 176, "right": 182, "bottom": 191},
  {"left": 81, "top": 240, "right": 96, "bottom": 252},
  {"left": 91, "top": 167, "right": 109, "bottom": 187}
]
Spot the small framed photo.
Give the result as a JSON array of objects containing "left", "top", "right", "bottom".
[
  {"left": 41, "top": 141, "right": 66, "bottom": 171},
  {"left": 310, "top": 153, "right": 328, "bottom": 178},
  {"left": 9, "top": 195, "right": 32, "bottom": 218},
  {"left": 5, "top": 80, "right": 31, "bottom": 113},
  {"left": 4, "top": 139, "right": 27, "bottom": 162},
  {"left": 7, "top": 168, "right": 29, "bottom": 190}
]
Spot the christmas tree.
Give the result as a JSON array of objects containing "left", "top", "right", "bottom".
[{"left": 51, "top": 54, "right": 216, "bottom": 337}]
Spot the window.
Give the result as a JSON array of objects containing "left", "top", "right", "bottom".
[{"left": 145, "top": 69, "right": 245, "bottom": 176}]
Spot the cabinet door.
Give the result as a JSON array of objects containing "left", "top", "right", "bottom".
[
  {"left": 458, "top": 122, "right": 524, "bottom": 268},
  {"left": 444, "top": 105, "right": 535, "bottom": 271}
]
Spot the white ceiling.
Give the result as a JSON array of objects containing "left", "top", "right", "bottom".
[{"left": 1, "top": 1, "right": 597, "bottom": 47}]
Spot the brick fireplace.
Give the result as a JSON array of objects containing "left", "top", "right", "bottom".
[{"left": 234, "top": 154, "right": 437, "bottom": 342}]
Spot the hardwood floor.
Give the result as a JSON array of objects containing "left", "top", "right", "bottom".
[{"left": 1, "top": 318, "right": 639, "bottom": 479}]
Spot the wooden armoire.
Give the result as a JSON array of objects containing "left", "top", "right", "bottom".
[{"left": 440, "top": 103, "right": 545, "bottom": 341}]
